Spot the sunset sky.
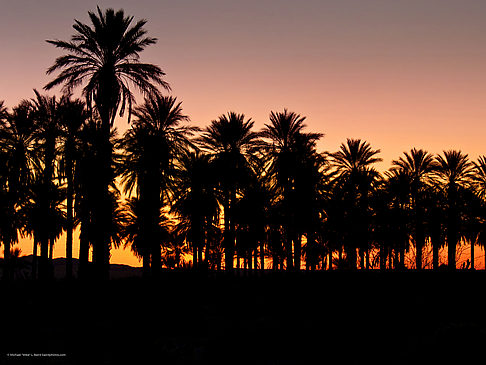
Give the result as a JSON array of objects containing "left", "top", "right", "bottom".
[{"left": 1, "top": 0, "right": 486, "bottom": 266}]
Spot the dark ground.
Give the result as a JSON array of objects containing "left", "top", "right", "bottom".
[{"left": 1, "top": 270, "right": 485, "bottom": 365}]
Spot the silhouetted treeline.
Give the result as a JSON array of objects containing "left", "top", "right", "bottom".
[{"left": 1, "top": 7, "right": 486, "bottom": 280}]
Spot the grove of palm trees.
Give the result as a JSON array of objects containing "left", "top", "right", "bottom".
[
  {"left": 1, "top": 7, "right": 486, "bottom": 365},
  {"left": 1, "top": 7, "right": 486, "bottom": 281}
]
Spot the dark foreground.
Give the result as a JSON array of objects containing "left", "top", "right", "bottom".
[{"left": 1, "top": 270, "right": 485, "bottom": 365}]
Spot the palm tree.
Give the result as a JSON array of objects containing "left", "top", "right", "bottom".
[
  {"left": 119, "top": 95, "right": 192, "bottom": 278},
  {"left": 470, "top": 156, "right": 486, "bottom": 269},
  {"left": 435, "top": 150, "right": 474, "bottom": 270},
  {"left": 391, "top": 148, "right": 437, "bottom": 270},
  {"left": 74, "top": 118, "right": 119, "bottom": 278},
  {"left": 260, "top": 109, "right": 322, "bottom": 270},
  {"left": 171, "top": 150, "right": 220, "bottom": 270},
  {"left": 0, "top": 101, "right": 37, "bottom": 279},
  {"left": 292, "top": 135, "right": 331, "bottom": 271},
  {"left": 45, "top": 6, "right": 169, "bottom": 279},
  {"left": 330, "top": 138, "right": 382, "bottom": 269},
  {"left": 30, "top": 90, "right": 63, "bottom": 279},
  {"left": 233, "top": 162, "right": 271, "bottom": 271},
  {"left": 198, "top": 112, "right": 260, "bottom": 271},
  {"left": 379, "top": 169, "right": 412, "bottom": 269},
  {"left": 58, "top": 96, "right": 87, "bottom": 279},
  {"left": 123, "top": 197, "right": 171, "bottom": 268},
  {"left": 21, "top": 174, "right": 66, "bottom": 279}
]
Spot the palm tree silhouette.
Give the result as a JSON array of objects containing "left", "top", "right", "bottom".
[
  {"left": 45, "top": 6, "right": 169, "bottom": 279},
  {"left": 119, "top": 95, "right": 192, "bottom": 277},
  {"left": 379, "top": 169, "right": 412, "bottom": 269},
  {"left": 74, "top": 118, "right": 120, "bottom": 278},
  {"left": 123, "top": 197, "right": 171, "bottom": 269},
  {"left": 57, "top": 96, "right": 87, "bottom": 279},
  {"left": 0, "top": 101, "right": 37, "bottom": 279},
  {"left": 435, "top": 150, "right": 474, "bottom": 270},
  {"left": 471, "top": 156, "right": 486, "bottom": 269},
  {"left": 198, "top": 112, "right": 260, "bottom": 271},
  {"left": 171, "top": 150, "right": 220, "bottom": 270},
  {"left": 260, "top": 109, "right": 322, "bottom": 270},
  {"left": 330, "top": 138, "right": 381, "bottom": 269},
  {"left": 391, "top": 148, "right": 437, "bottom": 269},
  {"left": 424, "top": 186, "right": 446, "bottom": 270},
  {"left": 233, "top": 161, "right": 271, "bottom": 271},
  {"left": 292, "top": 135, "right": 331, "bottom": 270},
  {"left": 30, "top": 90, "right": 63, "bottom": 279}
]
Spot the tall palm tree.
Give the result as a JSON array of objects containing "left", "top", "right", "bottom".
[
  {"left": 260, "top": 109, "right": 322, "bottom": 270},
  {"left": 380, "top": 169, "right": 412, "bottom": 269},
  {"left": 171, "top": 150, "right": 220, "bottom": 270},
  {"left": 119, "top": 95, "right": 192, "bottom": 278},
  {"left": 0, "top": 104, "right": 19, "bottom": 279},
  {"left": 292, "top": 135, "right": 331, "bottom": 270},
  {"left": 58, "top": 97, "right": 87, "bottom": 279},
  {"left": 391, "top": 148, "right": 437, "bottom": 270},
  {"left": 233, "top": 160, "right": 272, "bottom": 271},
  {"left": 470, "top": 156, "right": 486, "bottom": 269},
  {"left": 74, "top": 118, "right": 120, "bottom": 278},
  {"left": 435, "top": 150, "right": 474, "bottom": 270},
  {"left": 45, "top": 6, "right": 169, "bottom": 279},
  {"left": 0, "top": 101, "right": 37, "bottom": 279},
  {"left": 30, "top": 90, "right": 62, "bottom": 279},
  {"left": 330, "top": 138, "right": 382, "bottom": 269},
  {"left": 198, "top": 112, "right": 260, "bottom": 271}
]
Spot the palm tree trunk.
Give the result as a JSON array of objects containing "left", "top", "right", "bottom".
[
  {"left": 152, "top": 243, "right": 161, "bottom": 278},
  {"left": 224, "top": 192, "right": 233, "bottom": 271},
  {"left": 294, "top": 234, "right": 301, "bottom": 271},
  {"left": 254, "top": 248, "right": 258, "bottom": 271},
  {"left": 39, "top": 236, "right": 49, "bottom": 280},
  {"left": 204, "top": 224, "right": 210, "bottom": 267},
  {"left": 193, "top": 244, "right": 198, "bottom": 269},
  {"left": 448, "top": 239, "right": 456, "bottom": 270},
  {"left": 66, "top": 158, "right": 74, "bottom": 280},
  {"left": 3, "top": 241, "right": 10, "bottom": 280},
  {"left": 49, "top": 239, "right": 53, "bottom": 260},
  {"left": 260, "top": 240, "right": 265, "bottom": 272},
  {"left": 347, "top": 247, "right": 357, "bottom": 270},
  {"left": 415, "top": 229, "right": 424, "bottom": 270},
  {"left": 93, "top": 124, "right": 111, "bottom": 280},
  {"left": 432, "top": 242, "right": 439, "bottom": 270},
  {"left": 328, "top": 250, "right": 333, "bottom": 271},
  {"left": 79, "top": 227, "right": 89, "bottom": 279},
  {"left": 142, "top": 246, "right": 150, "bottom": 278},
  {"left": 286, "top": 230, "right": 293, "bottom": 271},
  {"left": 197, "top": 244, "right": 203, "bottom": 270},
  {"left": 470, "top": 237, "right": 476, "bottom": 270},
  {"left": 400, "top": 245, "right": 406, "bottom": 269},
  {"left": 32, "top": 239, "right": 38, "bottom": 280},
  {"left": 379, "top": 243, "right": 385, "bottom": 270},
  {"left": 447, "top": 189, "right": 457, "bottom": 271}
]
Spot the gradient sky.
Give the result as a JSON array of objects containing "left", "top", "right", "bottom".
[{"left": 1, "top": 0, "right": 486, "bottom": 266}]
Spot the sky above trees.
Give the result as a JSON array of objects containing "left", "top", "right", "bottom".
[{"left": 2, "top": 0, "right": 486, "bottom": 266}]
